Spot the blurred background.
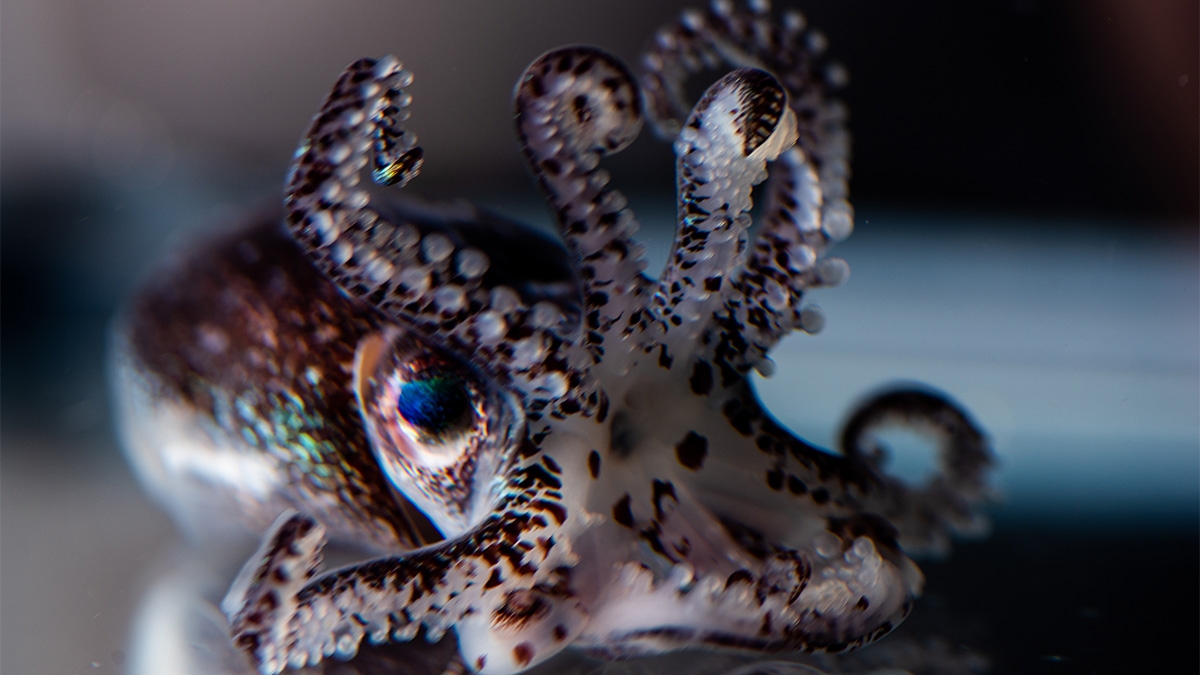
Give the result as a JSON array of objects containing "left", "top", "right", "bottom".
[{"left": 2, "top": 1, "right": 1196, "bottom": 674}]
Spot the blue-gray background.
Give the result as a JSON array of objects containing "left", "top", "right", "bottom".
[{"left": 2, "top": 1, "right": 1196, "bottom": 674}]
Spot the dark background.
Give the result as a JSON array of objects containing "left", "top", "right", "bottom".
[
  {"left": 3, "top": 0, "right": 1197, "bottom": 220},
  {"left": 4, "top": 0, "right": 1196, "bottom": 416}
]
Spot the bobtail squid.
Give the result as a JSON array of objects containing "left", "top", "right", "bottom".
[{"left": 111, "top": 2, "right": 995, "bottom": 674}]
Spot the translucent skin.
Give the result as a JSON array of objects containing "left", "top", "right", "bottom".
[{"left": 113, "top": 2, "right": 994, "bottom": 674}]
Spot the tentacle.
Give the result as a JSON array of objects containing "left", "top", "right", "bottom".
[
  {"left": 652, "top": 67, "right": 797, "bottom": 355},
  {"left": 683, "top": 383, "right": 886, "bottom": 529},
  {"left": 641, "top": 0, "right": 853, "bottom": 373},
  {"left": 283, "top": 57, "right": 587, "bottom": 417},
  {"left": 578, "top": 528, "right": 916, "bottom": 660},
  {"left": 226, "top": 504, "right": 585, "bottom": 674},
  {"left": 839, "top": 388, "right": 996, "bottom": 556},
  {"left": 728, "top": 146, "right": 848, "bottom": 372},
  {"left": 641, "top": 0, "right": 849, "bottom": 195},
  {"left": 571, "top": 460, "right": 916, "bottom": 660},
  {"left": 515, "top": 47, "right": 652, "bottom": 361},
  {"left": 682, "top": 382, "right": 993, "bottom": 559}
]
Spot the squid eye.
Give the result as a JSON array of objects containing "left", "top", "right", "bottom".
[
  {"left": 355, "top": 329, "right": 523, "bottom": 537},
  {"left": 378, "top": 358, "right": 485, "bottom": 455},
  {"left": 396, "top": 368, "right": 473, "bottom": 440}
]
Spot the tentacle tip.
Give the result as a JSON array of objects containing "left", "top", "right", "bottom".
[
  {"left": 749, "top": 106, "right": 799, "bottom": 165},
  {"left": 692, "top": 68, "right": 794, "bottom": 162},
  {"left": 223, "top": 511, "right": 326, "bottom": 670},
  {"left": 374, "top": 146, "right": 424, "bottom": 187},
  {"left": 517, "top": 46, "right": 644, "bottom": 159}
]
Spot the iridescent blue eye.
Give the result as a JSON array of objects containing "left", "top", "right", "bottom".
[{"left": 396, "top": 370, "right": 472, "bottom": 438}]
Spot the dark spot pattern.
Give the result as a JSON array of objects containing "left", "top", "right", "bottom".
[
  {"left": 513, "top": 642, "right": 535, "bottom": 667},
  {"left": 612, "top": 494, "right": 634, "bottom": 528},
  {"left": 587, "top": 450, "right": 601, "bottom": 479},
  {"left": 492, "top": 590, "right": 550, "bottom": 630},
  {"left": 651, "top": 479, "right": 677, "bottom": 520},
  {"left": 787, "top": 475, "right": 807, "bottom": 495},
  {"left": 174, "top": 4, "right": 997, "bottom": 668},
  {"left": 674, "top": 431, "right": 708, "bottom": 470},
  {"left": 689, "top": 360, "right": 714, "bottom": 395}
]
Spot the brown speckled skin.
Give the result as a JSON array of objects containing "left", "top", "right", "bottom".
[
  {"left": 124, "top": 212, "right": 437, "bottom": 548},
  {"left": 122, "top": 196, "right": 581, "bottom": 551}
]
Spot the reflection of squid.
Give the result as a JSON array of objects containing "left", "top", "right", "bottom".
[{"left": 112, "top": 3, "right": 994, "bottom": 674}]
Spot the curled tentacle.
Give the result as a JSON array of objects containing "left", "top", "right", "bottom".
[
  {"left": 840, "top": 388, "right": 996, "bottom": 556},
  {"left": 695, "top": 383, "right": 884, "bottom": 523},
  {"left": 515, "top": 47, "right": 652, "bottom": 360},
  {"left": 284, "top": 57, "right": 584, "bottom": 415},
  {"left": 653, "top": 67, "right": 797, "bottom": 354},
  {"left": 641, "top": 0, "right": 853, "bottom": 373},
  {"left": 693, "top": 383, "right": 994, "bottom": 559},
  {"left": 641, "top": 0, "right": 848, "bottom": 187},
  {"left": 286, "top": 56, "right": 420, "bottom": 250}
]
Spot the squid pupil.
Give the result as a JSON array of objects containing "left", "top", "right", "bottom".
[{"left": 397, "top": 371, "right": 471, "bottom": 436}]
